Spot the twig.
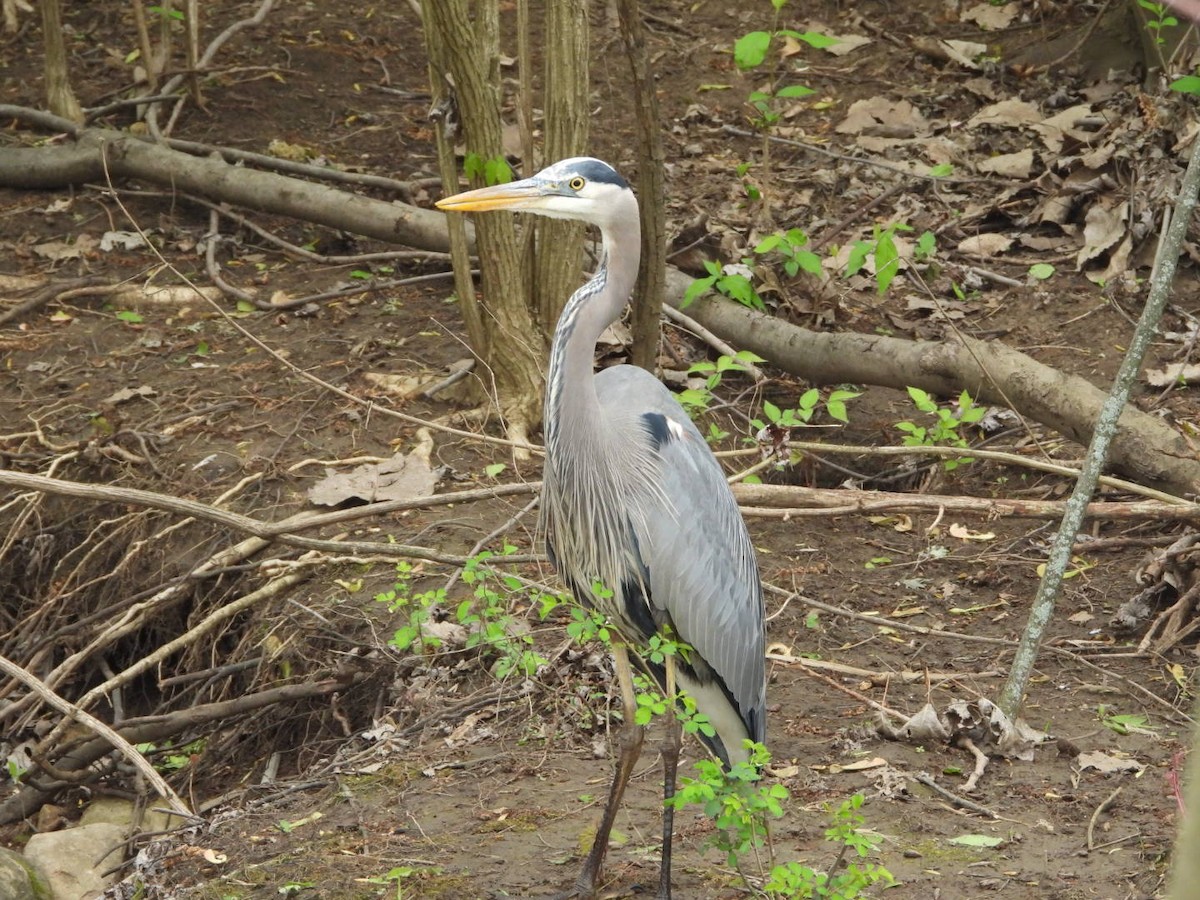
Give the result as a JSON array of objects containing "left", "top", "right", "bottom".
[
  {"left": 0, "top": 653, "right": 193, "bottom": 819},
  {"left": 738, "top": 486, "right": 1199, "bottom": 521},
  {"left": 913, "top": 772, "right": 999, "bottom": 818},
  {"left": 37, "top": 563, "right": 314, "bottom": 751},
  {"left": 766, "top": 649, "right": 1000, "bottom": 687},
  {"left": 772, "top": 586, "right": 1194, "bottom": 726},
  {"left": 0, "top": 275, "right": 106, "bottom": 326},
  {"left": 148, "top": 0, "right": 277, "bottom": 138},
  {"left": 781, "top": 440, "right": 1191, "bottom": 507},
  {"left": 1087, "top": 784, "right": 1123, "bottom": 850},
  {"left": 443, "top": 495, "right": 540, "bottom": 594},
  {"left": 721, "top": 124, "right": 990, "bottom": 184},
  {"left": 205, "top": 209, "right": 257, "bottom": 304},
  {"left": 422, "top": 359, "right": 476, "bottom": 398},
  {"left": 956, "top": 736, "right": 990, "bottom": 792},
  {"left": 0, "top": 469, "right": 536, "bottom": 566},
  {"left": 663, "top": 305, "right": 766, "bottom": 381}
]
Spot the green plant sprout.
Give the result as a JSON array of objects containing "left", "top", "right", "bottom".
[
  {"left": 1138, "top": 0, "right": 1178, "bottom": 46},
  {"left": 1097, "top": 705, "right": 1157, "bottom": 736},
  {"left": 755, "top": 229, "right": 823, "bottom": 278},
  {"left": 845, "top": 223, "right": 936, "bottom": 295},
  {"left": 894, "top": 387, "right": 985, "bottom": 470},
  {"left": 375, "top": 549, "right": 551, "bottom": 679},
  {"left": 669, "top": 742, "right": 891, "bottom": 899},
  {"left": 685, "top": 228, "right": 826, "bottom": 312},
  {"left": 763, "top": 794, "right": 895, "bottom": 899},
  {"left": 751, "top": 387, "right": 860, "bottom": 434},
  {"left": 463, "top": 152, "right": 513, "bottom": 186},
  {"left": 684, "top": 259, "right": 764, "bottom": 311},
  {"left": 734, "top": 1, "right": 836, "bottom": 130},
  {"left": 679, "top": 350, "right": 764, "bottom": 414}
]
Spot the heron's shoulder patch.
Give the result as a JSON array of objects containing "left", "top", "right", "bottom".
[{"left": 641, "top": 412, "right": 686, "bottom": 450}]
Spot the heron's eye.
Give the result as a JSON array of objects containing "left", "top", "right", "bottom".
[{"left": 568, "top": 176, "right": 586, "bottom": 191}]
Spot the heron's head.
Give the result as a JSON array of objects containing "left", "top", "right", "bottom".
[{"left": 435, "top": 157, "right": 634, "bottom": 231}]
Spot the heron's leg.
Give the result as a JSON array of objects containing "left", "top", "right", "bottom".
[
  {"left": 658, "top": 653, "right": 682, "bottom": 900},
  {"left": 573, "top": 643, "right": 644, "bottom": 897}
]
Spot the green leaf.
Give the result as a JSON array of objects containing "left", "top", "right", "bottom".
[
  {"left": 484, "top": 463, "right": 506, "bottom": 478},
  {"left": 349, "top": 269, "right": 372, "bottom": 280},
  {"left": 874, "top": 229, "right": 900, "bottom": 295},
  {"left": 928, "top": 163, "right": 953, "bottom": 177},
  {"left": 915, "top": 230, "right": 937, "bottom": 259},
  {"left": 763, "top": 399, "right": 781, "bottom": 423},
  {"left": 775, "top": 84, "right": 816, "bottom": 99},
  {"left": 794, "top": 250, "right": 822, "bottom": 275},
  {"left": 906, "top": 385, "right": 934, "bottom": 410},
  {"left": 754, "top": 234, "right": 783, "bottom": 254},
  {"left": 116, "top": 310, "right": 143, "bottom": 323},
  {"left": 683, "top": 275, "right": 717, "bottom": 307},
  {"left": 778, "top": 30, "right": 840, "bottom": 49},
  {"left": 734, "top": 31, "right": 771, "bottom": 68},
  {"left": 484, "top": 155, "right": 513, "bottom": 185},
  {"left": 1029, "top": 262, "right": 1055, "bottom": 280},
  {"left": 845, "top": 240, "right": 871, "bottom": 277},
  {"left": 1170, "top": 74, "right": 1200, "bottom": 94},
  {"left": 948, "top": 834, "right": 1003, "bottom": 848}
]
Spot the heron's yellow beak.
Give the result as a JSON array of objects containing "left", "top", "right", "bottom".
[{"left": 435, "top": 179, "right": 546, "bottom": 213}]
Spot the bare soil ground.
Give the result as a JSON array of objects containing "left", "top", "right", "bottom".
[{"left": 1, "top": 1, "right": 1197, "bottom": 898}]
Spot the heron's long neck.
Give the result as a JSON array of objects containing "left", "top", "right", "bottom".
[{"left": 544, "top": 215, "right": 641, "bottom": 455}]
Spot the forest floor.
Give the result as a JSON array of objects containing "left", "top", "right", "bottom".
[{"left": 1, "top": 1, "right": 1198, "bottom": 898}]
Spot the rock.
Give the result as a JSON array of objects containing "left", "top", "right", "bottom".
[
  {"left": 0, "top": 846, "right": 51, "bottom": 900},
  {"left": 79, "top": 796, "right": 173, "bottom": 834},
  {"left": 24, "top": 822, "right": 127, "bottom": 900}
]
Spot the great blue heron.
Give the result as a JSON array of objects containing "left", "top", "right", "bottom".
[{"left": 436, "top": 157, "right": 766, "bottom": 900}]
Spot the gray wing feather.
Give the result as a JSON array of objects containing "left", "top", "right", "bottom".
[{"left": 595, "top": 366, "right": 766, "bottom": 742}]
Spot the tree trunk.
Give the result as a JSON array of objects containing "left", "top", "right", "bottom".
[
  {"left": 532, "top": 0, "right": 589, "bottom": 336},
  {"left": 425, "top": 0, "right": 545, "bottom": 443},
  {"left": 616, "top": 0, "right": 666, "bottom": 373},
  {"left": 39, "top": 0, "right": 82, "bottom": 125}
]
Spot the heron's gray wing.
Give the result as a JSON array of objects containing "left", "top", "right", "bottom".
[{"left": 595, "top": 366, "right": 766, "bottom": 749}]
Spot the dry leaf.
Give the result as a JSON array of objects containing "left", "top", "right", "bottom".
[
  {"left": 307, "top": 441, "right": 439, "bottom": 506},
  {"left": 836, "top": 97, "right": 929, "bottom": 137},
  {"left": 102, "top": 385, "right": 157, "bottom": 405},
  {"left": 976, "top": 149, "right": 1034, "bottom": 178},
  {"left": 362, "top": 371, "right": 426, "bottom": 400},
  {"left": 1146, "top": 362, "right": 1200, "bottom": 387},
  {"left": 949, "top": 523, "right": 995, "bottom": 542},
  {"left": 957, "top": 233, "right": 1013, "bottom": 257},
  {"left": 1034, "top": 105, "right": 1094, "bottom": 153},
  {"left": 961, "top": 1, "right": 1019, "bottom": 28},
  {"left": 1076, "top": 751, "right": 1143, "bottom": 775},
  {"left": 1076, "top": 200, "right": 1128, "bottom": 269},
  {"left": 968, "top": 99, "right": 1042, "bottom": 129},
  {"left": 99, "top": 230, "right": 148, "bottom": 252},
  {"left": 820, "top": 33, "right": 871, "bottom": 56},
  {"left": 940, "top": 39, "right": 988, "bottom": 69}
]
